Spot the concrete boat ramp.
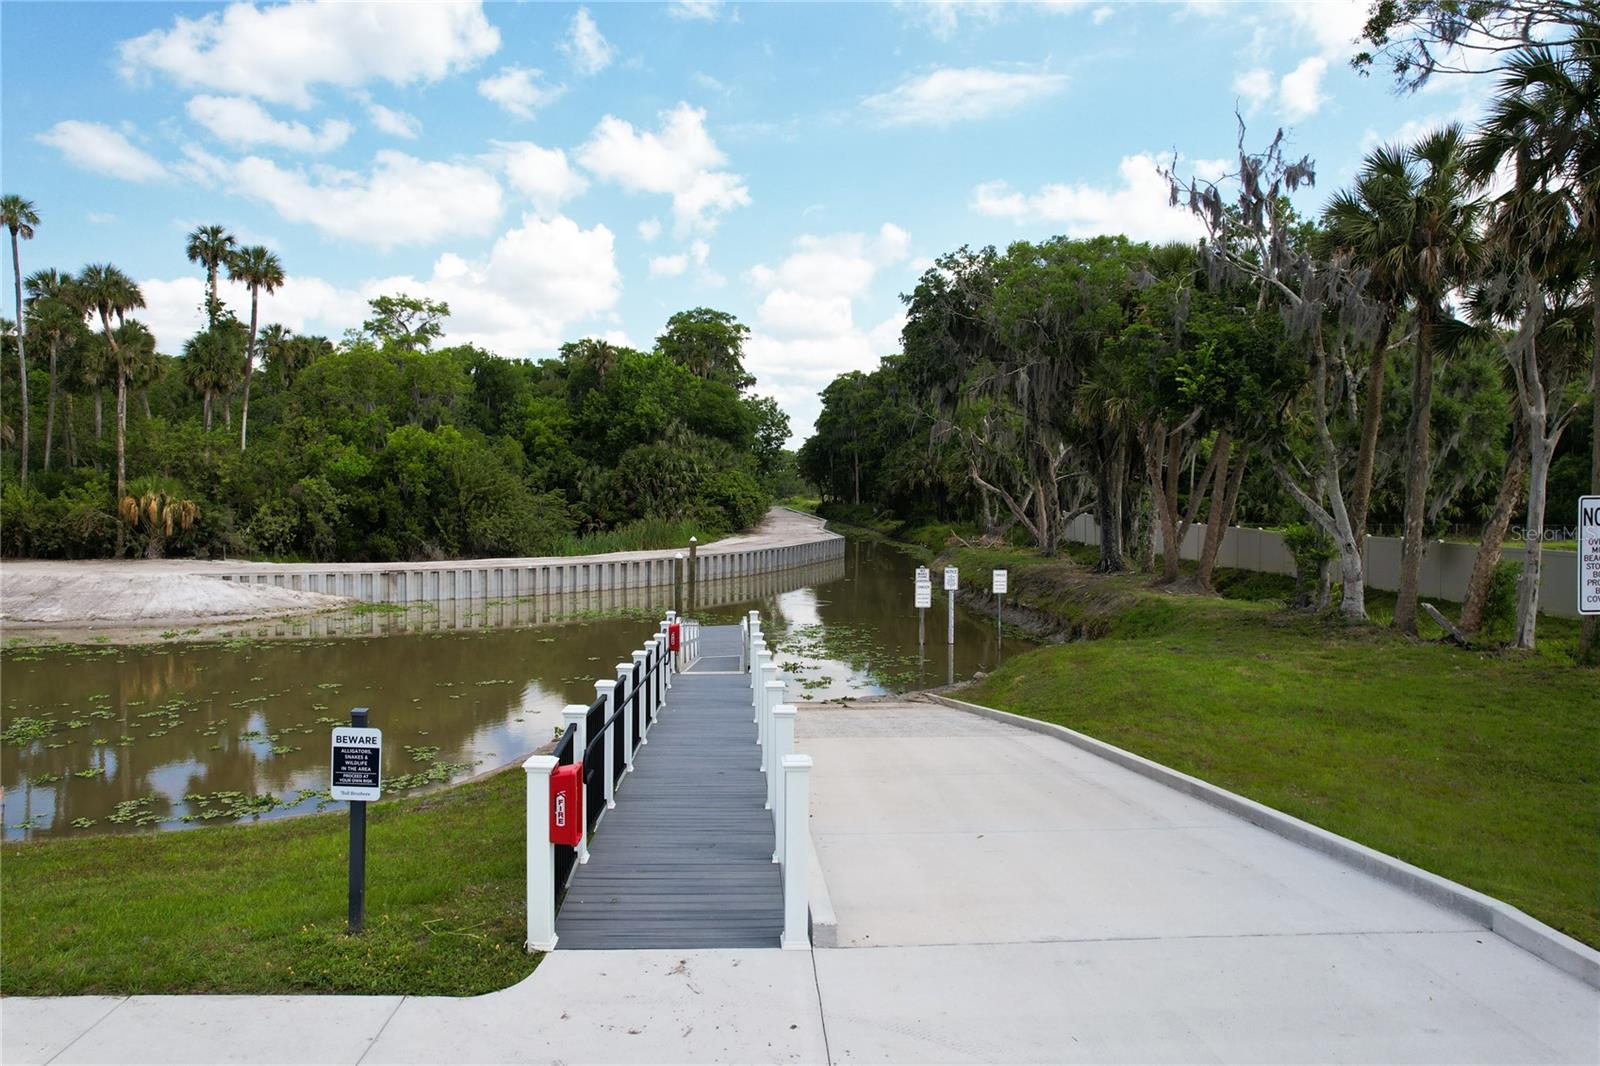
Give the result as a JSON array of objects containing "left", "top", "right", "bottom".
[{"left": 5, "top": 687, "right": 1596, "bottom": 1063}]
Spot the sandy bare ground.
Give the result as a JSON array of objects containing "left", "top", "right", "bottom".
[{"left": 1, "top": 561, "right": 349, "bottom": 630}]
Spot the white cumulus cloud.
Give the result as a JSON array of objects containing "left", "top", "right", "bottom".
[
  {"left": 186, "top": 95, "right": 351, "bottom": 153},
  {"left": 1279, "top": 56, "right": 1328, "bottom": 121},
  {"left": 140, "top": 213, "right": 619, "bottom": 357},
  {"left": 494, "top": 141, "right": 588, "bottom": 216},
  {"left": 668, "top": 0, "right": 724, "bottom": 20},
  {"left": 368, "top": 103, "right": 421, "bottom": 140},
  {"left": 184, "top": 148, "right": 504, "bottom": 250},
  {"left": 970, "top": 154, "right": 1205, "bottom": 243},
  {"left": 561, "top": 7, "right": 615, "bottom": 76},
  {"left": 35, "top": 121, "right": 168, "bottom": 182},
  {"left": 744, "top": 224, "right": 912, "bottom": 440},
  {"left": 862, "top": 67, "right": 1068, "bottom": 126},
  {"left": 118, "top": 0, "right": 500, "bottom": 108},
  {"left": 478, "top": 66, "right": 565, "bottom": 120},
  {"left": 577, "top": 103, "right": 750, "bottom": 234}
]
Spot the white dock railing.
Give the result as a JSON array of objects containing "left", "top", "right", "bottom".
[
  {"left": 524, "top": 609, "right": 697, "bottom": 952},
  {"left": 745, "top": 609, "right": 811, "bottom": 950}
]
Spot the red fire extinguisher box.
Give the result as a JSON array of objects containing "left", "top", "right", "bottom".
[
  {"left": 669, "top": 623, "right": 681, "bottom": 652},
  {"left": 550, "top": 763, "right": 583, "bottom": 846}
]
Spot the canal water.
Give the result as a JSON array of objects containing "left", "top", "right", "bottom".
[{"left": 1, "top": 535, "right": 1020, "bottom": 839}]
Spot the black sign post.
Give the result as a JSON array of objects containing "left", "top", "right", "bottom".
[{"left": 331, "top": 707, "right": 381, "bottom": 934}]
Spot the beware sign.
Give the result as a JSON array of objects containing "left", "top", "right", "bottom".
[
  {"left": 1580, "top": 496, "right": 1599, "bottom": 616},
  {"left": 943, "top": 567, "right": 959, "bottom": 591},
  {"left": 992, "top": 570, "right": 1008, "bottom": 595},
  {"left": 331, "top": 727, "right": 382, "bottom": 801}
]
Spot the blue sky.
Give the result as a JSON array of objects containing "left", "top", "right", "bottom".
[{"left": 0, "top": 0, "right": 1490, "bottom": 441}]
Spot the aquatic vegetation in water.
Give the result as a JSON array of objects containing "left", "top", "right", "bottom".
[
  {"left": 2, "top": 716, "right": 57, "bottom": 746},
  {"left": 107, "top": 796, "right": 163, "bottom": 827}
]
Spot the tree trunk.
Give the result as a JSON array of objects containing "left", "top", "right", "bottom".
[
  {"left": 1348, "top": 312, "right": 1392, "bottom": 557},
  {"left": 1459, "top": 425, "right": 1526, "bottom": 634},
  {"left": 1199, "top": 442, "right": 1250, "bottom": 590},
  {"left": 203, "top": 391, "right": 213, "bottom": 432},
  {"left": 1094, "top": 455, "right": 1124, "bottom": 572},
  {"left": 240, "top": 286, "right": 258, "bottom": 451},
  {"left": 1145, "top": 423, "right": 1183, "bottom": 582},
  {"left": 64, "top": 394, "right": 75, "bottom": 467},
  {"left": 142, "top": 390, "right": 152, "bottom": 420},
  {"left": 1194, "top": 428, "right": 1234, "bottom": 591},
  {"left": 12, "top": 230, "right": 28, "bottom": 486},
  {"left": 1395, "top": 306, "right": 1435, "bottom": 635},
  {"left": 1514, "top": 424, "right": 1554, "bottom": 650},
  {"left": 94, "top": 388, "right": 103, "bottom": 440},
  {"left": 1581, "top": 254, "right": 1600, "bottom": 662},
  {"left": 43, "top": 340, "right": 57, "bottom": 471}
]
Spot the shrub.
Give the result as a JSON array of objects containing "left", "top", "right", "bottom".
[
  {"left": 1282, "top": 522, "right": 1336, "bottom": 610},
  {"left": 1481, "top": 560, "right": 1520, "bottom": 641},
  {"left": 696, "top": 469, "right": 766, "bottom": 532}
]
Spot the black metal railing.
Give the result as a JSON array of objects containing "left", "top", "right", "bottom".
[{"left": 582, "top": 694, "right": 604, "bottom": 832}]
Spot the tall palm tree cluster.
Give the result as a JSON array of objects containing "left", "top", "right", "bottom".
[
  {"left": 1, "top": 210, "right": 292, "bottom": 549},
  {"left": 1160, "top": 14, "right": 1596, "bottom": 654}
]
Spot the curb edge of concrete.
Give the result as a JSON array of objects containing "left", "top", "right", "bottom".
[
  {"left": 807, "top": 827, "right": 839, "bottom": 949},
  {"left": 926, "top": 692, "right": 1600, "bottom": 991}
]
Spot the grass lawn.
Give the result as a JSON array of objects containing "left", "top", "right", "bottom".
[
  {"left": 947, "top": 545, "right": 1599, "bottom": 948},
  {"left": 0, "top": 766, "right": 539, "bottom": 997}
]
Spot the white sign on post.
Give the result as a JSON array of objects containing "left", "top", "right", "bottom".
[
  {"left": 992, "top": 569, "right": 1008, "bottom": 595},
  {"left": 944, "top": 566, "right": 959, "bottom": 591},
  {"left": 331, "top": 727, "right": 382, "bottom": 801},
  {"left": 1580, "top": 495, "right": 1600, "bottom": 615},
  {"left": 915, "top": 584, "right": 932, "bottom": 609},
  {"left": 915, "top": 566, "right": 930, "bottom": 585}
]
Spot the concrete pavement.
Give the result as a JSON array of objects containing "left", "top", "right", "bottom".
[
  {"left": 800, "top": 701, "right": 1599, "bottom": 1063},
  {"left": 5, "top": 698, "right": 1596, "bottom": 1064}
]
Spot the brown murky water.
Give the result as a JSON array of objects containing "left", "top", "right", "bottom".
[{"left": 2, "top": 536, "right": 1021, "bottom": 838}]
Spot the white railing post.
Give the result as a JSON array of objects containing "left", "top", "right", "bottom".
[
  {"left": 764, "top": 683, "right": 786, "bottom": 809},
  {"left": 614, "top": 666, "right": 634, "bottom": 773},
  {"left": 659, "top": 637, "right": 670, "bottom": 702},
  {"left": 524, "top": 754, "right": 558, "bottom": 951},
  {"left": 739, "top": 617, "right": 749, "bottom": 672},
  {"left": 562, "top": 705, "right": 591, "bottom": 863},
  {"left": 753, "top": 648, "right": 771, "bottom": 715},
  {"left": 781, "top": 753, "right": 812, "bottom": 951},
  {"left": 759, "top": 664, "right": 779, "bottom": 752},
  {"left": 601, "top": 681, "right": 617, "bottom": 806},
  {"left": 770, "top": 705, "right": 794, "bottom": 851},
  {"left": 633, "top": 649, "right": 651, "bottom": 735}
]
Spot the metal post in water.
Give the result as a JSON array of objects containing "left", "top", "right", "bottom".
[{"left": 688, "top": 536, "right": 698, "bottom": 615}]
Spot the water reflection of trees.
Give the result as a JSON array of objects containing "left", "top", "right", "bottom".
[{"left": 3, "top": 557, "right": 858, "bottom": 840}]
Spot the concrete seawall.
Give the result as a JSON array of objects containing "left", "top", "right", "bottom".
[{"left": 210, "top": 507, "right": 843, "bottom": 605}]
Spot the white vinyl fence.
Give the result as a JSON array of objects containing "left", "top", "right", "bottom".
[{"left": 1060, "top": 514, "right": 1582, "bottom": 619}]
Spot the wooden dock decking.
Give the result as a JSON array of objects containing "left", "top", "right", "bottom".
[{"left": 554, "top": 624, "right": 783, "bottom": 949}]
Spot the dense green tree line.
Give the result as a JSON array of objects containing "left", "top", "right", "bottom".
[
  {"left": 0, "top": 221, "right": 792, "bottom": 562},
  {"left": 803, "top": 3, "right": 1597, "bottom": 654}
]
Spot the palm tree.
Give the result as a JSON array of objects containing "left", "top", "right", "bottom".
[
  {"left": 118, "top": 477, "right": 199, "bottom": 559},
  {"left": 225, "top": 245, "right": 284, "bottom": 451},
  {"left": 181, "top": 324, "right": 243, "bottom": 431},
  {"left": 1321, "top": 146, "right": 1416, "bottom": 559},
  {"left": 185, "top": 225, "right": 236, "bottom": 331},
  {"left": 76, "top": 263, "right": 146, "bottom": 543},
  {"left": 117, "top": 321, "right": 162, "bottom": 419},
  {"left": 1375, "top": 126, "right": 1484, "bottom": 636},
  {"left": 1465, "top": 21, "right": 1600, "bottom": 655},
  {"left": 258, "top": 322, "right": 292, "bottom": 387},
  {"left": 2, "top": 195, "right": 39, "bottom": 484},
  {"left": 24, "top": 270, "right": 83, "bottom": 471}
]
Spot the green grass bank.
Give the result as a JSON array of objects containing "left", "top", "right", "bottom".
[
  {"left": 0, "top": 766, "right": 538, "bottom": 997},
  {"left": 822, "top": 512, "right": 1598, "bottom": 949}
]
